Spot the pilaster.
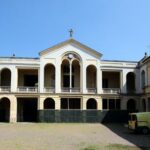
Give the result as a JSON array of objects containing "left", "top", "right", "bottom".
[
  {"left": 10, "top": 96, "right": 17, "bottom": 123},
  {"left": 55, "top": 59, "right": 61, "bottom": 93},
  {"left": 11, "top": 67, "right": 18, "bottom": 92}
]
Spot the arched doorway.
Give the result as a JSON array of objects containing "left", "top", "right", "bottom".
[
  {"left": 61, "top": 53, "right": 81, "bottom": 92},
  {"left": 72, "top": 59, "right": 80, "bottom": 92},
  {"left": 86, "top": 65, "right": 97, "bottom": 93},
  {"left": 127, "top": 99, "right": 136, "bottom": 112},
  {"left": 44, "top": 98, "right": 55, "bottom": 109},
  {"left": 61, "top": 59, "right": 70, "bottom": 90},
  {"left": 0, "top": 98, "right": 10, "bottom": 122},
  {"left": 126, "top": 72, "right": 136, "bottom": 93},
  {"left": 141, "top": 70, "right": 145, "bottom": 88},
  {"left": 0, "top": 68, "right": 11, "bottom": 88},
  {"left": 44, "top": 64, "right": 55, "bottom": 92},
  {"left": 86, "top": 98, "right": 97, "bottom": 109}
]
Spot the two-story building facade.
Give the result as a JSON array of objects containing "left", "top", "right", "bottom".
[{"left": 0, "top": 38, "right": 149, "bottom": 123}]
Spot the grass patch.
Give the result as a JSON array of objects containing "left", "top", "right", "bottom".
[
  {"left": 106, "top": 144, "right": 142, "bottom": 150},
  {"left": 80, "top": 144, "right": 100, "bottom": 150}
]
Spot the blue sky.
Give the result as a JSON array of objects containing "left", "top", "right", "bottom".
[{"left": 0, "top": 0, "right": 150, "bottom": 61}]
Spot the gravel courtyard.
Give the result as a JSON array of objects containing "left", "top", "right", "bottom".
[{"left": 0, "top": 123, "right": 149, "bottom": 150}]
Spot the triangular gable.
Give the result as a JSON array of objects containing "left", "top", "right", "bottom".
[{"left": 39, "top": 38, "right": 102, "bottom": 59}]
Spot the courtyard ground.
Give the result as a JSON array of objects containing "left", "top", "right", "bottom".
[{"left": 0, "top": 123, "right": 149, "bottom": 150}]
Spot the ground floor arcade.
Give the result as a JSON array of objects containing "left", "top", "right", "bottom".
[{"left": 0, "top": 94, "right": 148, "bottom": 122}]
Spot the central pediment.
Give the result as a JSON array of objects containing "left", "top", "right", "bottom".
[{"left": 39, "top": 38, "right": 102, "bottom": 59}]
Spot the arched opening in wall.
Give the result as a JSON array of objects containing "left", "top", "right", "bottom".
[
  {"left": 44, "top": 98, "right": 55, "bottom": 109},
  {"left": 86, "top": 98, "right": 97, "bottom": 109},
  {"left": 126, "top": 72, "right": 136, "bottom": 93},
  {"left": 44, "top": 64, "right": 55, "bottom": 92},
  {"left": 61, "top": 59, "right": 70, "bottom": 91},
  {"left": 141, "top": 70, "right": 145, "bottom": 89},
  {"left": 0, "top": 68, "right": 11, "bottom": 88},
  {"left": 127, "top": 99, "right": 136, "bottom": 112},
  {"left": 72, "top": 60, "right": 80, "bottom": 92},
  {"left": 86, "top": 65, "right": 97, "bottom": 93},
  {"left": 142, "top": 99, "right": 146, "bottom": 112},
  {"left": 0, "top": 98, "right": 10, "bottom": 122}
]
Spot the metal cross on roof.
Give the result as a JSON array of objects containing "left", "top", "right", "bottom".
[{"left": 69, "top": 29, "right": 73, "bottom": 38}]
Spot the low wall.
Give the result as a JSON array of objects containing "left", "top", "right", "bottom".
[{"left": 38, "top": 110, "right": 129, "bottom": 123}]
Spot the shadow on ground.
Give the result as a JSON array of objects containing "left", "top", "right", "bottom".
[{"left": 104, "top": 123, "right": 150, "bottom": 150}]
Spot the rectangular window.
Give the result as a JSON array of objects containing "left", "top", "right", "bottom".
[
  {"left": 116, "top": 99, "right": 121, "bottom": 110},
  {"left": 61, "top": 98, "right": 68, "bottom": 109},
  {"left": 109, "top": 99, "right": 115, "bottom": 110},
  {"left": 61, "top": 98, "right": 80, "bottom": 109},
  {"left": 69, "top": 99, "right": 80, "bottom": 109},
  {"left": 102, "top": 99, "right": 108, "bottom": 109}
]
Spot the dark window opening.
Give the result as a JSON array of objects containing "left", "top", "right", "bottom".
[
  {"left": 102, "top": 99, "right": 107, "bottom": 109},
  {"left": 116, "top": 99, "right": 121, "bottom": 110},
  {"left": 61, "top": 98, "right": 81, "bottom": 109},
  {"left": 17, "top": 98, "right": 37, "bottom": 122},
  {"left": 24, "top": 75, "right": 38, "bottom": 86},
  {"left": 63, "top": 75, "right": 70, "bottom": 87},
  {"left": 44, "top": 98, "right": 55, "bottom": 109},
  {"left": 86, "top": 99, "right": 97, "bottom": 109},
  {"left": 0, "top": 98, "right": 10, "bottom": 122},
  {"left": 102, "top": 99, "right": 120, "bottom": 110},
  {"left": 109, "top": 99, "right": 115, "bottom": 110},
  {"left": 102, "top": 78, "right": 108, "bottom": 88}
]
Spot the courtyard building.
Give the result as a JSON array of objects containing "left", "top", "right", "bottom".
[{"left": 0, "top": 38, "right": 149, "bottom": 122}]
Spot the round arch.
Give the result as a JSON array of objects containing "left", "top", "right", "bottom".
[
  {"left": 0, "top": 97, "right": 10, "bottom": 122},
  {"left": 0, "top": 68, "right": 11, "bottom": 86},
  {"left": 126, "top": 72, "right": 136, "bottom": 93},
  {"left": 61, "top": 51, "right": 82, "bottom": 62},
  {"left": 141, "top": 70, "right": 145, "bottom": 88},
  {"left": 44, "top": 98, "right": 55, "bottom": 109},
  {"left": 44, "top": 64, "right": 55, "bottom": 88},
  {"left": 86, "top": 65, "right": 97, "bottom": 90},
  {"left": 86, "top": 98, "right": 97, "bottom": 109},
  {"left": 127, "top": 99, "right": 136, "bottom": 112}
]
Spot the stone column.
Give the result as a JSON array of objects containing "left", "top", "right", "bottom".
[
  {"left": 82, "top": 61, "right": 87, "bottom": 93},
  {"left": 55, "top": 59, "right": 61, "bottom": 93},
  {"left": 10, "top": 96, "right": 17, "bottom": 123},
  {"left": 120, "top": 97, "right": 127, "bottom": 110},
  {"left": 11, "top": 67, "right": 18, "bottom": 92},
  {"left": 54, "top": 96, "right": 61, "bottom": 110},
  {"left": 96, "top": 97, "right": 102, "bottom": 110},
  {"left": 39, "top": 64, "right": 44, "bottom": 93},
  {"left": 97, "top": 66, "right": 102, "bottom": 94},
  {"left": 121, "top": 70, "right": 127, "bottom": 94},
  {"left": 38, "top": 96, "right": 45, "bottom": 110},
  {"left": 82, "top": 96, "right": 87, "bottom": 110}
]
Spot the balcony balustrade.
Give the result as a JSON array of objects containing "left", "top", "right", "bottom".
[
  {"left": 87, "top": 88, "right": 97, "bottom": 93},
  {"left": 0, "top": 86, "right": 11, "bottom": 92},
  {"left": 44, "top": 87, "right": 55, "bottom": 93},
  {"left": 61, "top": 87, "right": 80, "bottom": 93},
  {"left": 17, "top": 86, "right": 38, "bottom": 93},
  {"left": 102, "top": 88, "right": 120, "bottom": 94}
]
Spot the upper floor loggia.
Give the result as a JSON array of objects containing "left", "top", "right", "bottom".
[{"left": 0, "top": 38, "right": 140, "bottom": 94}]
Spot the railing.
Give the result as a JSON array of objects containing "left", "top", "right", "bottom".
[
  {"left": 102, "top": 88, "right": 120, "bottom": 94},
  {"left": 0, "top": 86, "right": 10, "bottom": 92},
  {"left": 87, "top": 88, "right": 97, "bottom": 93},
  {"left": 61, "top": 87, "right": 80, "bottom": 93},
  {"left": 17, "top": 86, "right": 38, "bottom": 93},
  {"left": 44, "top": 87, "right": 55, "bottom": 93}
]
